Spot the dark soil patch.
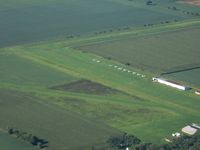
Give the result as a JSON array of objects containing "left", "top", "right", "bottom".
[{"left": 50, "top": 79, "right": 119, "bottom": 95}]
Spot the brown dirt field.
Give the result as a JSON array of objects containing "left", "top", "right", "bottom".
[
  {"left": 181, "top": 0, "right": 200, "bottom": 6},
  {"left": 50, "top": 79, "right": 119, "bottom": 95}
]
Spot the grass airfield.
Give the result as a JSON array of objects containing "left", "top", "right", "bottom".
[{"left": 0, "top": 0, "right": 200, "bottom": 149}]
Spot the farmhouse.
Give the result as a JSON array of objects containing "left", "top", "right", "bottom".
[{"left": 152, "top": 77, "right": 190, "bottom": 91}]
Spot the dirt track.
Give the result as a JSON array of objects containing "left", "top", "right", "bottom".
[{"left": 182, "top": 0, "right": 200, "bottom": 6}]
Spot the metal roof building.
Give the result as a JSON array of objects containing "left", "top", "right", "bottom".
[
  {"left": 181, "top": 125, "right": 197, "bottom": 135},
  {"left": 152, "top": 77, "right": 190, "bottom": 91}
]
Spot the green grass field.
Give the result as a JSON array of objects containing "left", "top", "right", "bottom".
[
  {"left": 0, "top": 50, "right": 77, "bottom": 86},
  {"left": 0, "top": 1, "right": 200, "bottom": 149}
]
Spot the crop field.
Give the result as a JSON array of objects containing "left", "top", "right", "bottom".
[
  {"left": 77, "top": 25, "right": 200, "bottom": 73},
  {"left": 163, "top": 68, "right": 200, "bottom": 88},
  {"left": 0, "top": 89, "right": 119, "bottom": 150},
  {"left": 0, "top": 131, "right": 37, "bottom": 150},
  {"left": 0, "top": 0, "right": 196, "bottom": 48}
]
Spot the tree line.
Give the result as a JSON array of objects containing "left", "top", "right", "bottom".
[
  {"left": 7, "top": 127, "right": 48, "bottom": 149},
  {"left": 167, "top": 6, "right": 200, "bottom": 17},
  {"left": 106, "top": 131, "right": 200, "bottom": 150}
]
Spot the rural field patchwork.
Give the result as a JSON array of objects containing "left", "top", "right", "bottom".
[
  {"left": 0, "top": 0, "right": 200, "bottom": 150},
  {"left": 0, "top": 0, "right": 196, "bottom": 47}
]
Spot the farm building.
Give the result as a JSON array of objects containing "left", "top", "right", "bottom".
[
  {"left": 152, "top": 77, "right": 190, "bottom": 91},
  {"left": 195, "top": 90, "right": 200, "bottom": 95},
  {"left": 182, "top": 125, "right": 198, "bottom": 135}
]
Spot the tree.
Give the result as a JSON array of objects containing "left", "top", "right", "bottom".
[
  {"left": 31, "top": 136, "right": 39, "bottom": 145},
  {"left": 172, "top": 6, "right": 177, "bottom": 10},
  {"left": 8, "top": 128, "right": 15, "bottom": 134},
  {"left": 146, "top": 0, "right": 153, "bottom": 5},
  {"left": 107, "top": 133, "right": 141, "bottom": 149}
]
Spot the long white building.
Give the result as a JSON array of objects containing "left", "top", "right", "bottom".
[
  {"left": 195, "top": 90, "right": 200, "bottom": 96},
  {"left": 152, "top": 77, "right": 190, "bottom": 91}
]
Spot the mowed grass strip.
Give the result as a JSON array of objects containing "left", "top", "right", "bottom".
[{"left": 6, "top": 42, "right": 200, "bottom": 114}]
